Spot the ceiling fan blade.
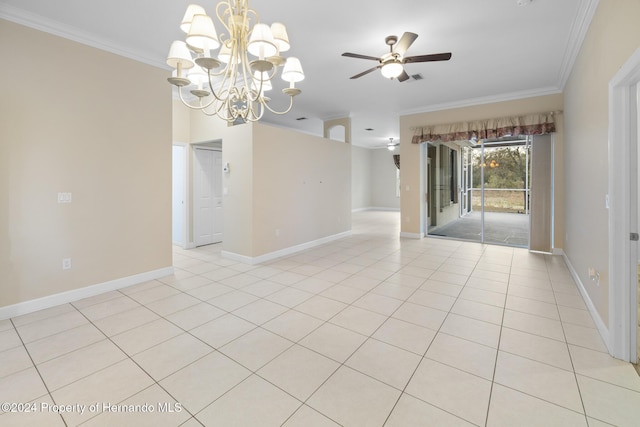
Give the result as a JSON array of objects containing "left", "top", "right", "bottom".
[
  {"left": 342, "top": 52, "right": 381, "bottom": 61},
  {"left": 349, "top": 66, "right": 380, "bottom": 79},
  {"left": 397, "top": 70, "right": 410, "bottom": 82},
  {"left": 403, "top": 52, "right": 452, "bottom": 63},
  {"left": 394, "top": 32, "right": 418, "bottom": 56}
]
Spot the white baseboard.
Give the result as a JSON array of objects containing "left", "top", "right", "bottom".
[
  {"left": 561, "top": 252, "right": 612, "bottom": 354},
  {"left": 222, "top": 231, "right": 352, "bottom": 265},
  {"left": 370, "top": 207, "right": 400, "bottom": 212},
  {"left": 0, "top": 266, "right": 174, "bottom": 321},
  {"left": 352, "top": 207, "right": 400, "bottom": 213},
  {"left": 400, "top": 232, "right": 422, "bottom": 239}
]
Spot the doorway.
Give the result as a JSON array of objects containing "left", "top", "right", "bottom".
[
  {"left": 194, "top": 147, "right": 223, "bottom": 246},
  {"left": 426, "top": 137, "right": 536, "bottom": 248},
  {"left": 608, "top": 48, "right": 640, "bottom": 363},
  {"left": 172, "top": 145, "right": 187, "bottom": 247}
]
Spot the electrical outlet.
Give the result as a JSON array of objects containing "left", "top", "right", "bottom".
[
  {"left": 275, "top": 228, "right": 280, "bottom": 237},
  {"left": 62, "top": 258, "right": 71, "bottom": 270}
]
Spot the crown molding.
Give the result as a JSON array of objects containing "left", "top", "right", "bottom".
[
  {"left": 556, "top": 0, "right": 599, "bottom": 90},
  {"left": 399, "top": 86, "right": 562, "bottom": 117},
  {"left": 0, "top": 3, "right": 166, "bottom": 69}
]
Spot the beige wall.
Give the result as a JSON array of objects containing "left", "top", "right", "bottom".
[
  {"left": 0, "top": 20, "right": 173, "bottom": 308},
  {"left": 352, "top": 146, "right": 372, "bottom": 210},
  {"left": 172, "top": 99, "right": 191, "bottom": 143},
  {"left": 183, "top": 108, "right": 351, "bottom": 259},
  {"left": 351, "top": 146, "right": 400, "bottom": 211},
  {"left": 399, "top": 94, "right": 564, "bottom": 242},
  {"left": 252, "top": 124, "right": 351, "bottom": 257},
  {"left": 371, "top": 148, "right": 400, "bottom": 210},
  {"left": 563, "top": 0, "right": 640, "bottom": 327}
]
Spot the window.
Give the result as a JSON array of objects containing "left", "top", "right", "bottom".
[
  {"left": 450, "top": 148, "right": 458, "bottom": 204},
  {"left": 440, "top": 145, "right": 458, "bottom": 206}
]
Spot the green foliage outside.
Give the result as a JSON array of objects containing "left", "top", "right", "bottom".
[
  {"left": 470, "top": 145, "right": 530, "bottom": 213},
  {"left": 472, "top": 146, "right": 530, "bottom": 189}
]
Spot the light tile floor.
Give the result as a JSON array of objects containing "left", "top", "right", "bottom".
[{"left": 2, "top": 211, "right": 640, "bottom": 426}]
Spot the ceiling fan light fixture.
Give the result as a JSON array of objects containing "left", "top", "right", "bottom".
[{"left": 381, "top": 60, "right": 404, "bottom": 79}]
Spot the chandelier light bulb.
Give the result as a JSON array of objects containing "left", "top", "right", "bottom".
[
  {"left": 166, "top": 41, "right": 194, "bottom": 70},
  {"left": 247, "top": 23, "right": 277, "bottom": 59},
  {"left": 180, "top": 4, "right": 206, "bottom": 33},
  {"left": 186, "top": 14, "right": 220, "bottom": 52},
  {"left": 282, "top": 57, "right": 305, "bottom": 83},
  {"left": 270, "top": 22, "right": 290, "bottom": 52}
]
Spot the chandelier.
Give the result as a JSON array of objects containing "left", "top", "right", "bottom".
[{"left": 166, "top": 1, "right": 305, "bottom": 123}]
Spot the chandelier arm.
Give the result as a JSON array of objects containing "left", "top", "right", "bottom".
[
  {"left": 241, "top": 48, "right": 262, "bottom": 104},
  {"left": 206, "top": 70, "right": 230, "bottom": 103},
  {"left": 177, "top": 86, "right": 217, "bottom": 111},
  {"left": 206, "top": 56, "right": 239, "bottom": 104},
  {"left": 202, "top": 99, "right": 231, "bottom": 120},
  {"left": 262, "top": 94, "right": 295, "bottom": 116},
  {"left": 215, "top": 1, "right": 233, "bottom": 37},
  {"left": 266, "top": 66, "right": 278, "bottom": 81},
  {"left": 253, "top": 99, "right": 266, "bottom": 121},
  {"left": 246, "top": 97, "right": 263, "bottom": 122},
  {"left": 202, "top": 88, "right": 235, "bottom": 120}
]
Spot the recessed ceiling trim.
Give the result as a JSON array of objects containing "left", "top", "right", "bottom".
[{"left": 0, "top": 3, "right": 165, "bottom": 69}]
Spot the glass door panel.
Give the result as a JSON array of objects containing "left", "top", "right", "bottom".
[{"left": 481, "top": 143, "right": 530, "bottom": 247}]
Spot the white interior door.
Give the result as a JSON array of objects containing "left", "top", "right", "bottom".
[
  {"left": 609, "top": 48, "right": 640, "bottom": 362},
  {"left": 194, "top": 148, "right": 223, "bottom": 246}
]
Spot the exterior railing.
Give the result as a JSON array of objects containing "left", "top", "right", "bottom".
[{"left": 469, "top": 188, "right": 529, "bottom": 214}]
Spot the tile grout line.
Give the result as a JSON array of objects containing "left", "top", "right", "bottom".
[
  {"left": 9, "top": 316, "right": 69, "bottom": 427},
  {"left": 382, "top": 241, "right": 489, "bottom": 427},
  {"left": 483, "top": 246, "right": 515, "bottom": 427},
  {"left": 545, "top": 254, "right": 590, "bottom": 424}
]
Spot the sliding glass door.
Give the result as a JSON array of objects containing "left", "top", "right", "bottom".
[
  {"left": 427, "top": 137, "right": 532, "bottom": 248},
  {"left": 479, "top": 140, "right": 531, "bottom": 246}
]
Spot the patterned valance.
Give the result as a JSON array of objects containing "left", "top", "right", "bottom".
[
  {"left": 411, "top": 112, "right": 558, "bottom": 144},
  {"left": 393, "top": 154, "right": 400, "bottom": 170}
]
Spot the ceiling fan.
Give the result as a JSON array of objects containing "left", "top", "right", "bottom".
[{"left": 342, "top": 32, "right": 451, "bottom": 82}]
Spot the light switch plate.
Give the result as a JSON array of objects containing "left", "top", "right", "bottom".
[{"left": 57, "top": 192, "right": 72, "bottom": 203}]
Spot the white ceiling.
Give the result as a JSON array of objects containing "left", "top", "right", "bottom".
[{"left": 0, "top": 0, "right": 595, "bottom": 148}]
